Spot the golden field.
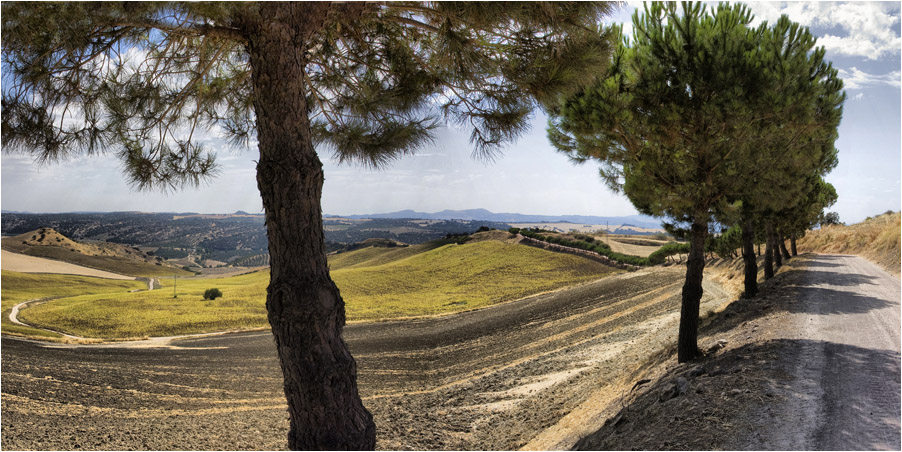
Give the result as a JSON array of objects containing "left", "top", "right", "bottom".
[{"left": 13, "top": 240, "right": 619, "bottom": 339}]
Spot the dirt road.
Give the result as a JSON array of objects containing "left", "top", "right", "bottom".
[
  {"left": 743, "top": 254, "right": 901, "bottom": 450},
  {"left": 0, "top": 267, "right": 730, "bottom": 450}
]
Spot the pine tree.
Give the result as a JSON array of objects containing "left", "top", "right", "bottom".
[
  {"left": 738, "top": 15, "right": 843, "bottom": 288},
  {"left": 2, "top": 3, "right": 617, "bottom": 449},
  {"left": 548, "top": 2, "right": 769, "bottom": 362}
]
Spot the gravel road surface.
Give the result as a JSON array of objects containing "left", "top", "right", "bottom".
[
  {"left": 746, "top": 254, "right": 901, "bottom": 450},
  {"left": 1, "top": 266, "right": 730, "bottom": 450}
]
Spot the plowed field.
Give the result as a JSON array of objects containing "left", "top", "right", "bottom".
[{"left": 1, "top": 267, "right": 730, "bottom": 450}]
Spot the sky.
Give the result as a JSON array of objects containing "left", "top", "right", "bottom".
[{"left": 2, "top": 1, "right": 900, "bottom": 224}]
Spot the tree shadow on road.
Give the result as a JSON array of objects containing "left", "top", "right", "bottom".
[
  {"left": 572, "top": 339, "right": 901, "bottom": 451},
  {"left": 814, "top": 341, "right": 902, "bottom": 450},
  {"left": 704, "top": 262, "right": 893, "bottom": 337},
  {"left": 805, "top": 256, "right": 842, "bottom": 268},
  {"left": 795, "top": 269, "right": 879, "bottom": 287},
  {"left": 785, "top": 286, "right": 894, "bottom": 316}
]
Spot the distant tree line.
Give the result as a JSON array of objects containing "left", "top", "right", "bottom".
[{"left": 516, "top": 228, "right": 691, "bottom": 267}]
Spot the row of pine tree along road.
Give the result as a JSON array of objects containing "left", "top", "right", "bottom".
[
  {"left": 547, "top": 3, "right": 842, "bottom": 363},
  {"left": 2, "top": 1, "right": 842, "bottom": 450}
]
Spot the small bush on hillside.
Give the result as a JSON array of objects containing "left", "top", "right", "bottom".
[
  {"left": 651, "top": 232, "right": 670, "bottom": 241},
  {"left": 508, "top": 227, "right": 521, "bottom": 234},
  {"left": 204, "top": 288, "right": 223, "bottom": 300},
  {"left": 647, "top": 242, "right": 691, "bottom": 265}
]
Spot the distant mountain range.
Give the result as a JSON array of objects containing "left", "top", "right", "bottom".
[
  {"left": 2, "top": 208, "right": 662, "bottom": 229},
  {"left": 328, "top": 208, "right": 661, "bottom": 229}
]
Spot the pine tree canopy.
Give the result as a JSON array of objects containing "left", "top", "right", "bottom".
[
  {"left": 547, "top": 2, "right": 843, "bottom": 226},
  {"left": 546, "top": 1, "right": 845, "bottom": 364},
  {"left": 2, "top": 1, "right": 617, "bottom": 190}
]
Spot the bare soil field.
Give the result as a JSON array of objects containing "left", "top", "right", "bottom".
[
  {"left": 0, "top": 250, "right": 135, "bottom": 280},
  {"left": 1, "top": 266, "right": 730, "bottom": 450},
  {"left": 596, "top": 235, "right": 664, "bottom": 257}
]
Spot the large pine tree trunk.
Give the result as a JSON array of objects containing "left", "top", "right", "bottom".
[
  {"left": 246, "top": 4, "right": 375, "bottom": 449},
  {"left": 678, "top": 220, "right": 707, "bottom": 363},
  {"left": 790, "top": 233, "right": 798, "bottom": 256},
  {"left": 764, "top": 222, "right": 775, "bottom": 280},
  {"left": 741, "top": 218, "right": 757, "bottom": 298}
]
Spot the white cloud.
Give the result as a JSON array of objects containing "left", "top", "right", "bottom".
[
  {"left": 852, "top": 92, "right": 864, "bottom": 101},
  {"left": 747, "top": 1, "right": 901, "bottom": 60},
  {"left": 837, "top": 66, "right": 902, "bottom": 90}
]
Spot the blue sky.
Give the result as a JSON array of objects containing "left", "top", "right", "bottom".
[{"left": 2, "top": 1, "right": 900, "bottom": 224}]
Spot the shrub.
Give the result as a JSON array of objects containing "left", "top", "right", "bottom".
[
  {"left": 508, "top": 227, "right": 521, "bottom": 234},
  {"left": 204, "top": 288, "right": 223, "bottom": 300},
  {"left": 573, "top": 234, "right": 595, "bottom": 243},
  {"left": 647, "top": 242, "right": 691, "bottom": 265}
]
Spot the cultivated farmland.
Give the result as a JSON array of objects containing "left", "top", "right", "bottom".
[{"left": 14, "top": 238, "right": 620, "bottom": 339}]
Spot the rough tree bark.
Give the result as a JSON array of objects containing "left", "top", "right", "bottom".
[
  {"left": 246, "top": 4, "right": 375, "bottom": 449},
  {"left": 678, "top": 220, "right": 707, "bottom": 363},
  {"left": 779, "top": 237, "right": 791, "bottom": 260},
  {"left": 773, "top": 230, "right": 783, "bottom": 268},
  {"left": 764, "top": 222, "right": 775, "bottom": 280},
  {"left": 741, "top": 218, "right": 758, "bottom": 298},
  {"left": 790, "top": 233, "right": 798, "bottom": 256}
]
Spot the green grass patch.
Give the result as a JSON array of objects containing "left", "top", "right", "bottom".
[
  {"left": 329, "top": 238, "right": 455, "bottom": 270},
  {"left": 1, "top": 270, "right": 145, "bottom": 339},
  {"left": 17, "top": 270, "right": 269, "bottom": 339},
  {"left": 336, "top": 241, "right": 616, "bottom": 320},
  {"left": 19, "top": 241, "right": 618, "bottom": 338}
]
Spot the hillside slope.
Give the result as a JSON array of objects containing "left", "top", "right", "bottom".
[
  {"left": 17, "top": 238, "right": 620, "bottom": 338},
  {"left": 335, "top": 239, "right": 620, "bottom": 321},
  {"left": 797, "top": 212, "right": 900, "bottom": 275},
  {"left": 2, "top": 228, "right": 192, "bottom": 277},
  {"left": 1, "top": 270, "right": 146, "bottom": 339}
]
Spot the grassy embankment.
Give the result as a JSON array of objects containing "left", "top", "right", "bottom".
[
  {"left": 797, "top": 211, "right": 900, "bottom": 275},
  {"left": 18, "top": 240, "right": 619, "bottom": 339},
  {"left": 1, "top": 270, "right": 146, "bottom": 339}
]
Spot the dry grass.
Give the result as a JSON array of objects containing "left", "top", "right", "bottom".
[
  {"left": 797, "top": 212, "right": 900, "bottom": 275},
  {"left": 1, "top": 250, "right": 137, "bottom": 280},
  {"left": 595, "top": 235, "right": 663, "bottom": 257},
  {"left": 1, "top": 270, "right": 146, "bottom": 339},
  {"left": 2, "top": 228, "right": 193, "bottom": 277},
  {"left": 18, "top": 240, "right": 619, "bottom": 338}
]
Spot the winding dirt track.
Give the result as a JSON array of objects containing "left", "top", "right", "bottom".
[{"left": 1, "top": 267, "right": 730, "bottom": 450}]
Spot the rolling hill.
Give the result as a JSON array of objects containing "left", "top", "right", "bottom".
[
  {"left": 1, "top": 228, "right": 192, "bottom": 277},
  {"left": 17, "top": 236, "right": 621, "bottom": 338},
  {"left": 797, "top": 211, "right": 900, "bottom": 275}
]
